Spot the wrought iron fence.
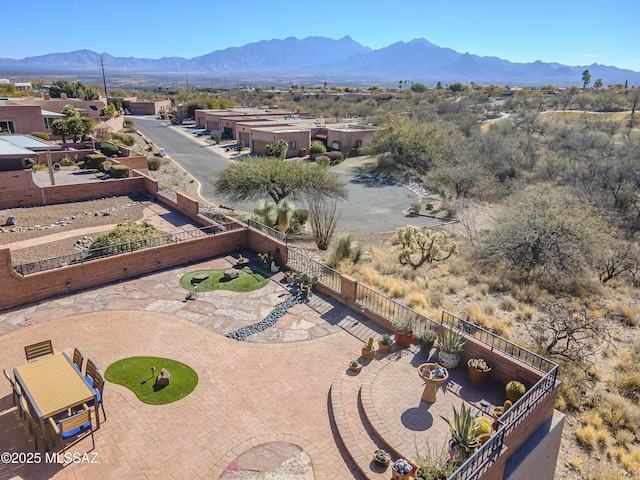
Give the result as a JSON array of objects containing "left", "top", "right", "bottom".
[
  {"left": 355, "top": 283, "right": 441, "bottom": 332},
  {"left": 286, "top": 248, "right": 341, "bottom": 292},
  {"left": 246, "top": 219, "right": 287, "bottom": 244},
  {"left": 449, "top": 426, "right": 506, "bottom": 480},
  {"left": 13, "top": 222, "right": 245, "bottom": 276},
  {"left": 441, "top": 310, "right": 557, "bottom": 373}
]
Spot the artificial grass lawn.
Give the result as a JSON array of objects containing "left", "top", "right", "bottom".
[
  {"left": 180, "top": 268, "right": 269, "bottom": 293},
  {"left": 104, "top": 356, "right": 198, "bottom": 405}
]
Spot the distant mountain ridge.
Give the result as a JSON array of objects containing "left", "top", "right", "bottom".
[{"left": 1, "top": 36, "right": 639, "bottom": 86}]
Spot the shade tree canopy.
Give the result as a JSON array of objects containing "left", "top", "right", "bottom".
[{"left": 214, "top": 157, "right": 347, "bottom": 205}]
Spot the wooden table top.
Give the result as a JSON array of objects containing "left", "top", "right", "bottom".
[{"left": 15, "top": 353, "right": 95, "bottom": 419}]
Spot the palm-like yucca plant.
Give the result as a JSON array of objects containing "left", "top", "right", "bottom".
[
  {"left": 440, "top": 404, "right": 482, "bottom": 455},
  {"left": 276, "top": 199, "right": 294, "bottom": 233},
  {"left": 438, "top": 329, "right": 465, "bottom": 354}
]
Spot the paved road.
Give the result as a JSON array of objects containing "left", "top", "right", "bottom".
[
  {"left": 134, "top": 116, "right": 246, "bottom": 208},
  {"left": 134, "top": 116, "right": 447, "bottom": 234}
]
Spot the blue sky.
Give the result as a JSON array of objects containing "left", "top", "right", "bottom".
[{"left": 3, "top": 0, "right": 639, "bottom": 71}]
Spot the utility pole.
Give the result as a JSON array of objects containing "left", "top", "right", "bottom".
[{"left": 101, "top": 56, "right": 108, "bottom": 99}]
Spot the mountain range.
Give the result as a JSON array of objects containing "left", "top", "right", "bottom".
[{"left": 2, "top": 36, "right": 639, "bottom": 86}]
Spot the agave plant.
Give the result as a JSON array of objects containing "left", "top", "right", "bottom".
[
  {"left": 440, "top": 404, "right": 482, "bottom": 457},
  {"left": 438, "top": 329, "right": 465, "bottom": 354}
]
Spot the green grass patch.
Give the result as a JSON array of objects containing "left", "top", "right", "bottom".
[
  {"left": 104, "top": 356, "right": 198, "bottom": 405},
  {"left": 179, "top": 268, "right": 269, "bottom": 293}
]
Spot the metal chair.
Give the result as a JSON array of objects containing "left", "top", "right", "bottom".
[
  {"left": 85, "top": 358, "right": 98, "bottom": 388},
  {"left": 48, "top": 405, "right": 95, "bottom": 458},
  {"left": 3, "top": 368, "right": 23, "bottom": 416},
  {"left": 19, "top": 395, "right": 43, "bottom": 451},
  {"left": 87, "top": 370, "right": 106, "bottom": 424},
  {"left": 72, "top": 348, "right": 85, "bottom": 375},
  {"left": 24, "top": 340, "right": 54, "bottom": 363}
]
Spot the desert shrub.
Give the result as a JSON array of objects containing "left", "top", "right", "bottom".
[
  {"left": 500, "top": 295, "right": 518, "bottom": 311},
  {"left": 98, "top": 142, "right": 120, "bottom": 157},
  {"left": 315, "top": 155, "right": 330, "bottom": 165},
  {"left": 147, "top": 157, "right": 169, "bottom": 171},
  {"left": 109, "top": 165, "right": 130, "bottom": 178},
  {"left": 123, "top": 118, "right": 135, "bottom": 128},
  {"left": 409, "top": 202, "right": 422, "bottom": 214},
  {"left": 111, "top": 132, "right": 135, "bottom": 146},
  {"left": 85, "top": 154, "right": 107, "bottom": 169},
  {"left": 32, "top": 162, "right": 46, "bottom": 171},
  {"left": 309, "top": 140, "right": 327, "bottom": 155},
  {"left": 615, "top": 429, "right": 635, "bottom": 446},
  {"left": 326, "top": 233, "right": 371, "bottom": 267},
  {"left": 292, "top": 208, "right": 309, "bottom": 225},
  {"left": 582, "top": 409, "right": 604, "bottom": 428},
  {"left": 30, "top": 132, "right": 50, "bottom": 140},
  {"left": 405, "top": 291, "right": 429, "bottom": 309},
  {"left": 326, "top": 151, "right": 344, "bottom": 164},
  {"left": 382, "top": 277, "right": 405, "bottom": 298},
  {"left": 59, "top": 156, "right": 76, "bottom": 166},
  {"left": 513, "top": 284, "right": 543, "bottom": 304},
  {"left": 89, "top": 221, "right": 162, "bottom": 256},
  {"left": 575, "top": 424, "right": 597, "bottom": 450},
  {"left": 616, "top": 371, "right": 640, "bottom": 404}
]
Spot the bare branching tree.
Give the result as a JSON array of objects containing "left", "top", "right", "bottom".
[
  {"left": 525, "top": 302, "right": 612, "bottom": 372},
  {"left": 308, "top": 197, "right": 341, "bottom": 250}
]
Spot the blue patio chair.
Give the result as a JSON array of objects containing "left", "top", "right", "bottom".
[
  {"left": 87, "top": 370, "right": 106, "bottom": 423},
  {"left": 48, "top": 405, "right": 94, "bottom": 458},
  {"left": 72, "top": 348, "right": 85, "bottom": 375}
]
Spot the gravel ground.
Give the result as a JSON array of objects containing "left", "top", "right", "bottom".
[{"left": 0, "top": 194, "right": 154, "bottom": 264}]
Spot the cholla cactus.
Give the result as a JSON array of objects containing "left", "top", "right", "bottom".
[{"left": 467, "top": 358, "right": 491, "bottom": 372}]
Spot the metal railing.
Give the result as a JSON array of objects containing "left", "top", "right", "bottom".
[
  {"left": 449, "top": 426, "right": 506, "bottom": 480},
  {"left": 13, "top": 222, "right": 245, "bottom": 276},
  {"left": 246, "top": 219, "right": 288, "bottom": 245},
  {"left": 349, "top": 286, "right": 558, "bottom": 480},
  {"left": 286, "top": 248, "right": 341, "bottom": 292},
  {"left": 355, "top": 283, "right": 441, "bottom": 332},
  {"left": 441, "top": 310, "right": 557, "bottom": 373}
]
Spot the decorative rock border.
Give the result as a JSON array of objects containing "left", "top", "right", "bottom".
[{"left": 225, "top": 292, "right": 304, "bottom": 341}]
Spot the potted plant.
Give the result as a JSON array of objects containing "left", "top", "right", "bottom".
[
  {"left": 420, "top": 330, "right": 438, "bottom": 353},
  {"left": 437, "top": 329, "right": 465, "bottom": 368},
  {"left": 467, "top": 358, "right": 491, "bottom": 386},
  {"left": 235, "top": 255, "right": 249, "bottom": 268},
  {"left": 394, "top": 319, "right": 414, "bottom": 348},
  {"left": 286, "top": 272, "right": 318, "bottom": 297},
  {"left": 474, "top": 415, "right": 493, "bottom": 444},
  {"left": 492, "top": 400, "right": 513, "bottom": 425},
  {"left": 440, "top": 404, "right": 481, "bottom": 465},
  {"left": 362, "top": 337, "right": 375, "bottom": 360},
  {"left": 506, "top": 380, "right": 526, "bottom": 403},
  {"left": 378, "top": 334, "right": 393, "bottom": 354},
  {"left": 258, "top": 251, "right": 275, "bottom": 270},
  {"left": 373, "top": 448, "right": 390, "bottom": 467},
  {"left": 348, "top": 360, "right": 362, "bottom": 373}
]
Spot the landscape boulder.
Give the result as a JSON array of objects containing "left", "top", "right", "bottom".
[{"left": 155, "top": 368, "right": 171, "bottom": 387}]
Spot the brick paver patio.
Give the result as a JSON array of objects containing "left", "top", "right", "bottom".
[{"left": 0, "top": 255, "right": 503, "bottom": 479}]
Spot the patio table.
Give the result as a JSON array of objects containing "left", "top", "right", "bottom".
[{"left": 14, "top": 352, "right": 97, "bottom": 451}]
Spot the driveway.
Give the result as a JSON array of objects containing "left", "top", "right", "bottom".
[{"left": 133, "top": 116, "right": 449, "bottom": 234}]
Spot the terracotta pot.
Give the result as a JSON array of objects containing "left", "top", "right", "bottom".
[
  {"left": 378, "top": 342, "right": 393, "bottom": 354},
  {"left": 362, "top": 348, "right": 375, "bottom": 360},
  {"left": 438, "top": 351, "right": 461, "bottom": 368},
  {"left": 468, "top": 366, "right": 491, "bottom": 386},
  {"left": 394, "top": 332, "right": 414, "bottom": 348}
]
